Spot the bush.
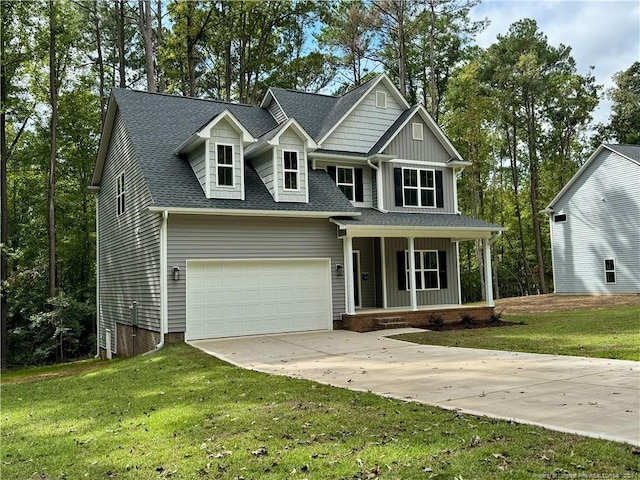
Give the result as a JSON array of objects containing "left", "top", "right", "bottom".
[
  {"left": 428, "top": 315, "right": 444, "bottom": 331},
  {"left": 460, "top": 315, "right": 476, "bottom": 328}
]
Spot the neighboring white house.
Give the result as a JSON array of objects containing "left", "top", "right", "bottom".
[{"left": 544, "top": 144, "right": 640, "bottom": 294}]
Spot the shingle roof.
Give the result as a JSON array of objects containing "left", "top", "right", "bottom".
[
  {"left": 368, "top": 105, "right": 419, "bottom": 155},
  {"left": 333, "top": 208, "right": 503, "bottom": 230},
  {"left": 112, "top": 89, "right": 356, "bottom": 213},
  {"left": 606, "top": 144, "right": 640, "bottom": 163}
]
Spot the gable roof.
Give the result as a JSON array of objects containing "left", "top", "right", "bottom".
[
  {"left": 91, "top": 89, "right": 356, "bottom": 215},
  {"left": 545, "top": 143, "right": 640, "bottom": 212}
]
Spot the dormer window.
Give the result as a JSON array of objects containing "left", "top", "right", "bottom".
[
  {"left": 376, "top": 91, "right": 387, "bottom": 109},
  {"left": 216, "top": 144, "right": 234, "bottom": 187},
  {"left": 283, "top": 150, "right": 299, "bottom": 190}
]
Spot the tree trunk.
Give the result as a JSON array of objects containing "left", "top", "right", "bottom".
[
  {"left": 155, "top": 0, "right": 164, "bottom": 92},
  {"left": 396, "top": 0, "right": 406, "bottom": 96},
  {"left": 48, "top": 0, "right": 57, "bottom": 300},
  {"left": 93, "top": 0, "right": 106, "bottom": 122},
  {"left": 0, "top": 41, "right": 8, "bottom": 369},
  {"left": 428, "top": 0, "right": 437, "bottom": 118},
  {"left": 115, "top": 0, "right": 126, "bottom": 88},
  {"left": 138, "top": 0, "right": 155, "bottom": 92}
]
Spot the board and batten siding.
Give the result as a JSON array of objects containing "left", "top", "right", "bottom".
[
  {"left": 209, "top": 118, "right": 243, "bottom": 200},
  {"left": 384, "top": 237, "right": 459, "bottom": 307},
  {"left": 321, "top": 84, "right": 405, "bottom": 153},
  {"left": 381, "top": 161, "right": 455, "bottom": 213},
  {"left": 275, "top": 129, "right": 307, "bottom": 202},
  {"left": 384, "top": 117, "right": 451, "bottom": 163},
  {"left": 551, "top": 149, "right": 640, "bottom": 294},
  {"left": 166, "top": 215, "right": 345, "bottom": 333},
  {"left": 188, "top": 145, "right": 207, "bottom": 195},
  {"left": 98, "top": 111, "right": 161, "bottom": 353},
  {"left": 314, "top": 160, "right": 373, "bottom": 208}
]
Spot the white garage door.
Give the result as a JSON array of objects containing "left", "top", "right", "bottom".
[{"left": 186, "top": 259, "right": 332, "bottom": 340}]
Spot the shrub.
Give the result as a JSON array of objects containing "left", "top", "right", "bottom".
[
  {"left": 461, "top": 315, "right": 476, "bottom": 328},
  {"left": 428, "top": 315, "right": 444, "bottom": 331}
]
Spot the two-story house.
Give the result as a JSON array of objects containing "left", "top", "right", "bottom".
[{"left": 90, "top": 74, "right": 503, "bottom": 357}]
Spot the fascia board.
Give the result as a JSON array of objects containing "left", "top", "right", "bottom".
[
  {"left": 545, "top": 144, "right": 606, "bottom": 210},
  {"left": 415, "top": 106, "right": 463, "bottom": 160},
  {"left": 148, "top": 206, "right": 361, "bottom": 218},
  {"left": 268, "top": 118, "right": 317, "bottom": 149},
  {"left": 90, "top": 94, "right": 118, "bottom": 186},
  {"left": 329, "top": 222, "right": 501, "bottom": 239}
]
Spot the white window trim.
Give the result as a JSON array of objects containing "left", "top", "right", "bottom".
[
  {"left": 376, "top": 90, "right": 387, "bottom": 109},
  {"left": 215, "top": 143, "right": 235, "bottom": 189},
  {"left": 553, "top": 213, "right": 567, "bottom": 223},
  {"left": 282, "top": 149, "right": 300, "bottom": 192},
  {"left": 604, "top": 259, "right": 616, "bottom": 284},
  {"left": 402, "top": 167, "right": 436, "bottom": 208},
  {"left": 336, "top": 166, "right": 356, "bottom": 201},
  {"left": 116, "top": 171, "right": 125, "bottom": 216},
  {"left": 405, "top": 250, "right": 440, "bottom": 291},
  {"left": 412, "top": 122, "right": 424, "bottom": 141}
]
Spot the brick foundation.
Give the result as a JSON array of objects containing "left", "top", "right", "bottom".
[{"left": 342, "top": 306, "right": 495, "bottom": 333}]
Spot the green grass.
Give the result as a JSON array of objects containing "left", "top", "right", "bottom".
[
  {"left": 2, "top": 344, "right": 639, "bottom": 479},
  {"left": 393, "top": 305, "right": 640, "bottom": 361}
]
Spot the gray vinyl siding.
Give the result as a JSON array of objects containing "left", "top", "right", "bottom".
[
  {"left": 314, "top": 160, "right": 373, "bottom": 207},
  {"left": 209, "top": 118, "right": 243, "bottom": 200},
  {"left": 321, "top": 85, "right": 405, "bottom": 153},
  {"left": 381, "top": 161, "right": 455, "bottom": 213},
  {"left": 268, "top": 99, "right": 287, "bottom": 124},
  {"left": 97, "top": 111, "right": 161, "bottom": 352},
  {"left": 275, "top": 130, "right": 307, "bottom": 202},
  {"left": 353, "top": 237, "right": 376, "bottom": 308},
  {"left": 384, "top": 118, "right": 451, "bottom": 163},
  {"left": 551, "top": 149, "right": 640, "bottom": 294},
  {"left": 166, "top": 215, "right": 345, "bottom": 332},
  {"left": 188, "top": 145, "right": 207, "bottom": 195},
  {"left": 384, "top": 237, "right": 459, "bottom": 307},
  {"left": 252, "top": 149, "right": 274, "bottom": 196}
]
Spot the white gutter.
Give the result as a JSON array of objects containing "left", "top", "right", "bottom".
[
  {"left": 148, "top": 206, "right": 360, "bottom": 218},
  {"left": 488, "top": 230, "right": 502, "bottom": 245},
  {"left": 147, "top": 210, "right": 168, "bottom": 354},
  {"left": 367, "top": 158, "right": 387, "bottom": 212}
]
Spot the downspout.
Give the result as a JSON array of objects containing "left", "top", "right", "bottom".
[
  {"left": 95, "top": 195, "right": 100, "bottom": 358},
  {"left": 146, "top": 210, "right": 168, "bottom": 354},
  {"left": 367, "top": 158, "right": 386, "bottom": 212}
]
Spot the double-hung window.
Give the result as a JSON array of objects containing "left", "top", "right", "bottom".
[
  {"left": 604, "top": 259, "right": 616, "bottom": 284},
  {"left": 403, "top": 168, "right": 435, "bottom": 207},
  {"left": 336, "top": 167, "right": 355, "bottom": 201},
  {"left": 216, "top": 144, "right": 234, "bottom": 187},
  {"left": 405, "top": 250, "right": 439, "bottom": 290},
  {"left": 283, "top": 150, "right": 299, "bottom": 190},
  {"left": 116, "top": 172, "right": 125, "bottom": 216}
]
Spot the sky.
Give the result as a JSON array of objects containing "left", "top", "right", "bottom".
[{"left": 469, "top": 0, "right": 640, "bottom": 126}]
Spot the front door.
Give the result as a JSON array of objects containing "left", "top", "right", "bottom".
[{"left": 353, "top": 251, "right": 361, "bottom": 308}]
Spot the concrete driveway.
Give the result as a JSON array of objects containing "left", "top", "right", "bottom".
[{"left": 190, "top": 329, "right": 640, "bottom": 446}]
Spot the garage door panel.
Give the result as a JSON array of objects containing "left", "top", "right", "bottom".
[{"left": 186, "top": 259, "right": 331, "bottom": 340}]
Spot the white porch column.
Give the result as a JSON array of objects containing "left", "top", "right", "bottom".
[
  {"left": 343, "top": 236, "right": 355, "bottom": 314},
  {"left": 483, "top": 239, "right": 494, "bottom": 307},
  {"left": 408, "top": 236, "right": 418, "bottom": 311},
  {"left": 380, "top": 236, "right": 388, "bottom": 308}
]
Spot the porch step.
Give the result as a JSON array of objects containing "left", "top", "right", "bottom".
[{"left": 376, "top": 317, "right": 409, "bottom": 329}]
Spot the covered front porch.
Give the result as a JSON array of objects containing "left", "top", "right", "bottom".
[{"left": 331, "top": 209, "right": 504, "bottom": 332}]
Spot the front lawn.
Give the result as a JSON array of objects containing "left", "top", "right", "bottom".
[
  {"left": 2, "top": 344, "right": 638, "bottom": 479},
  {"left": 392, "top": 305, "right": 640, "bottom": 360}
]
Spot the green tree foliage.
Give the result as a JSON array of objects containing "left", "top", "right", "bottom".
[{"left": 607, "top": 61, "right": 640, "bottom": 145}]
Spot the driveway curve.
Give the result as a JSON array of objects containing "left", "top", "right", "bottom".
[{"left": 190, "top": 329, "right": 640, "bottom": 446}]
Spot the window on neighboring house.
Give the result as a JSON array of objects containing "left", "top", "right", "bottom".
[
  {"left": 326, "top": 165, "right": 364, "bottom": 202},
  {"left": 402, "top": 167, "right": 435, "bottom": 207},
  {"left": 116, "top": 171, "right": 125, "bottom": 216},
  {"left": 216, "top": 144, "right": 234, "bottom": 187},
  {"left": 376, "top": 91, "right": 387, "bottom": 108},
  {"left": 412, "top": 122, "right": 424, "bottom": 141},
  {"left": 604, "top": 259, "right": 616, "bottom": 284},
  {"left": 554, "top": 214, "right": 567, "bottom": 223},
  {"left": 283, "top": 150, "right": 299, "bottom": 190}
]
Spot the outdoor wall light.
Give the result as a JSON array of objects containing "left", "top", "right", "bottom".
[
  {"left": 173, "top": 266, "right": 180, "bottom": 281},
  {"left": 336, "top": 264, "right": 343, "bottom": 276}
]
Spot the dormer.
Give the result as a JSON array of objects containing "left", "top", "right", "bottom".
[
  {"left": 176, "top": 109, "right": 256, "bottom": 200},
  {"left": 246, "top": 118, "right": 317, "bottom": 203}
]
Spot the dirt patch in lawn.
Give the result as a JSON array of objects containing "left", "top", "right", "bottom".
[{"left": 493, "top": 293, "right": 640, "bottom": 316}]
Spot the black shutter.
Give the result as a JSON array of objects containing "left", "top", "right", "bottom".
[
  {"left": 327, "top": 165, "right": 336, "bottom": 181},
  {"left": 438, "top": 250, "right": 447, "bottom": 289},
  {"left": 355, "top": 168, "right": 364, "bottom": 202},
  {"left": 435, "top": 170, "right": 444, "bottom": 208},
  {"left": 394, "top": 168, "right": 403, "bottom": 206},
  {"left": 397, "top": 251, "right": 406, "bottom": 290}
]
